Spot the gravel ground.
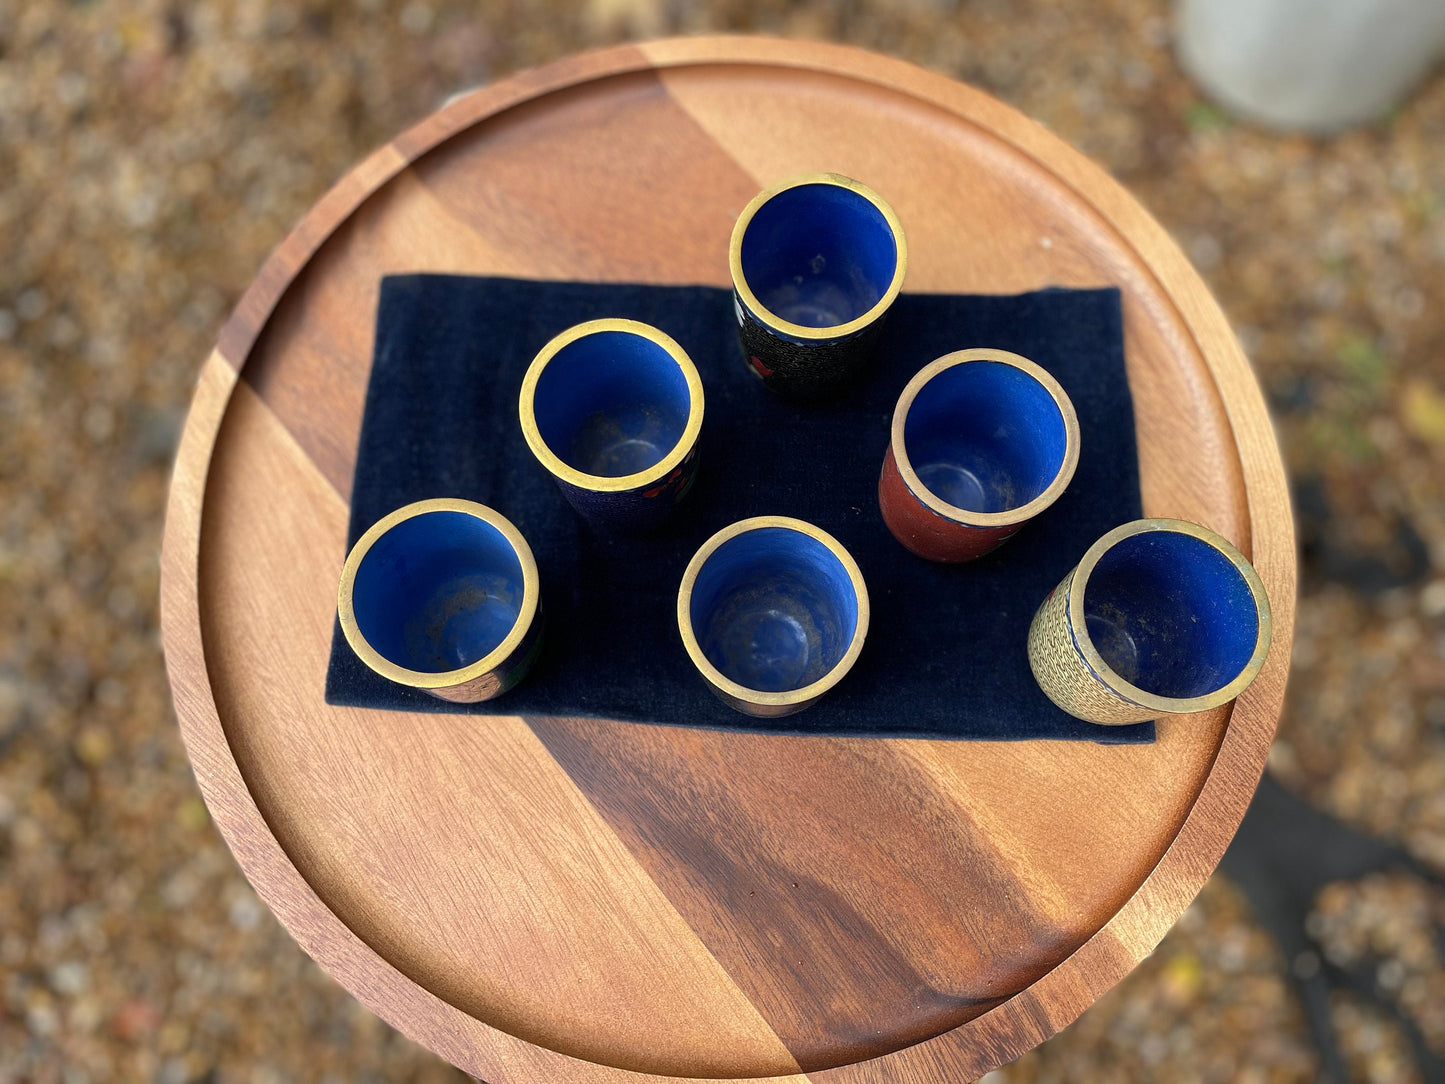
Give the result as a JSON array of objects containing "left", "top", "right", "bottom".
[{"left": 1, "top": 1, "right": 1443, "bottom": 1082}]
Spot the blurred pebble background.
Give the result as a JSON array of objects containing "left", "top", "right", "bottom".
[{"left": 1, "top": 1, "right": 1443, "bottom": 1082}]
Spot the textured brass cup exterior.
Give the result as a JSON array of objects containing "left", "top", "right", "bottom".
[{"left": 1027, "top": 518, "right": 1272, "bottom": 725}]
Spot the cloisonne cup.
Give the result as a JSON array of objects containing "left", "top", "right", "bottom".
[
  {"left": 879, "top": 348, "right": 1081, "bottom": 562},
  {"left": 520, "top": 318, "right": 704, "bottom": 532},
  {"left": 678, "top": 516, "right": 869, "bottom": 718},
  {"left": 337, "top": 498, "right": 543, "bottom": 703},
  {"left": 1028, "top": 518, "right": 1273, "bottom": 725},
  {"left": 729, "top": 172, "right": 907, "bottom": 401}
]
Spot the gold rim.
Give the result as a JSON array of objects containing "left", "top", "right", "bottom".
[
  {"left": 676, "top": 515, "right": 871, "bottom": 709},
  {"left": 1067, "top": 518, "right": 1273, "bottom": 714},
  {"left": 728, "top": 172, "right": 908, "bottom": 341},
  {"left": 337, "top": 498, "right": 540, "bottom": 690},
  {"left": 891, "top": 348, "right": 1081, "bottom": 528},
  {"left": 518, "top": 318, "right": 705, "bottom": 493}
]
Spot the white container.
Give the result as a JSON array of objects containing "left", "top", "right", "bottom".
[{"left": 1176, "top": 0, "right": 1445, "bottom": 133}]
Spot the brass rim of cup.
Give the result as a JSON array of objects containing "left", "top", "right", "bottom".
[
  {"left": 337, "top": 497, "right": 541, "bottom": 690},
  {"left": 519, "top": 317, "right": 705, "bottom": 493},
  {"left": 891, "top": 348, "right": 1082, "bottom": 529},
  {"left": 1068, "top": 517, "right": 1273, "bottom": 714},
  {"left": 728, "top": 172, "right": 909, "bottom": 342},
  {"left": 676, "top": 515, "right": 871, "bottom": 711}
]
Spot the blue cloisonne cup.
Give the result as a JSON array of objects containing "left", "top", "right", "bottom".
[
  {"left": 879, "top": 349, "right": 1081, "bottom": 562},
  {"left": 678, "top": 516, "right": 870, "bottom": 717},
  {"left": 338, "top": 498, "right": 543, "bottom": 703},
  {"left": 520, "top": 318, "right": 704, "bottom": 532},
  {"left": 729, "top": 173, "right": 907, "bottom": 401},
  {"left": 1028, "top": 518, "right": 1273, "bottom": 725}
]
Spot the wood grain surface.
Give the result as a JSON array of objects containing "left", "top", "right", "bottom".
[{"left": 159, "top": 37, "right": 1296, "bottom": 1083}]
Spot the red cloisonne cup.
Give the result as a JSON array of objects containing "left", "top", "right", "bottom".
[{"left": 879, "top": 348, "right": 1081, "bottom": 562}]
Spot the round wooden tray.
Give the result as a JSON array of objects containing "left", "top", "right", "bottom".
[{"left": 160, "top": 37, "right": 1295, "bottom": 1083}]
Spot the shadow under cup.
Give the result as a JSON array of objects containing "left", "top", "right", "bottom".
[
  {"left": 679, "top": 518, "right": 869, "bottom": 718},
  {"left": 522, "top": 320, "right": 703, "bottom": 530},
  {"left": 339, "top": 500, "right": 541, "bottom": 703}
]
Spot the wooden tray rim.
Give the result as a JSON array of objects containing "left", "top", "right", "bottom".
[{"left": 159, "top": 35, "right": 1296, "bottom": 1084}]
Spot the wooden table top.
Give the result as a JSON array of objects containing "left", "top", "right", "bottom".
[{"left": 159, "top": 36, "right": 1295, "bottom": 1084}]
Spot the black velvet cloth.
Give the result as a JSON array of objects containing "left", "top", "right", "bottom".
[{"left": 325, "top": 275, "right": 1153, "bottom": 743}]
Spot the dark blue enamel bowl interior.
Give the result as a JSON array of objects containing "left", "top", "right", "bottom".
[
  {"left": 690, "top": 527, "right": 860, "bottom": 694},
  {"left": 1083, "top": 530, "right": 1259, "bottom": 700},
  {"left": 353, "top": 510, "right": 526, "bottom": 674},
  {"left": 534, "top": 330, "right": 692, "bottom": 478},
  {"left": 903, "top": 361, "right": 1068, "bottom": 514},
  {"left": 740, "top": 183, "right": 898, "bottom": 329}
]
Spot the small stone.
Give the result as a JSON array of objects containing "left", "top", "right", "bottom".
[
  {"left": 1402, "top": 379, "right": 1445, "bottom": 444},
  {"left": 83, "top": 403, "right": 115, "bottom": 442},
  {"left": 1421, "top": 580, "right": 1445, "bottom": 618},
  {"left": 49, "top": 313, "right": 81, "bottom": 349},
  {"left": 157, "top": 1019, "right": 189, "bottom": 1055},
  {"left": 1186, "top": 231, "right": 1223, "bottom": 271},
  {"left": 1377, "top": 958, "right": 1406, "bottom": 990},
  {"left": 73, "top": 726, "right": 114, "bottom": 767},
  {"left": 399, "top": 2, "right": 434, "bottom": 35},
  {"left": 27, "top": 996, "right": 59, "bottom": 1036},
  {"left": 111, "top": 999, "right": 161, "bottom": 1042},
  {"left": 94, "top": 677, "right": 127, "bottom": 709},
  {"left": 47, "top": 960, "right": 89, "bottom": 997},
  {"left": 228, "top": 889, "right": 263, "bottom": 930},
  {"left": 1161, "top": 953, "right": 1203, "bottom": 1004},
  {"left": 586, "top": 0, "right": 664, "bottom": 35},
  {"left": 1394, "top": 288, "right": 1424, "bottom": 320},
  {"left": 175, "top": 797, "right": 208, "bottom": 832},
  {"left": 0, "top": 308, "right": 16, "bottom": 340},
  {"left": 1122, "top": 58, "right": 1154, "bottom": 90},
  {"left": 15, "top": 288, "right": 47, "bottom": 321},
  {"left": 1139, "top": 1033, "right": 1168, "bottom": 1063},
  {"left": 56, "top": 71, "right": 88, "bottom": 108},
  {"left": 68, "top": 993, "right": 104, "bottom": 1034}
]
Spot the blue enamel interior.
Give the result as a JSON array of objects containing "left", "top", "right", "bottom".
[
  {"left": 689, "top": 527, "right": 860, "bottom": 694},
  {"left": 739, "top": 183, "right": 898, "bottom": 329},
  {"left": 533, "top": 330, "right": 692, "bottom": 478},
  {"left": 352, "top": 510, "right": 526, "bottom": 674},
  {"left": 903, "top": 361, "right": 1068, "bottom": 514},
  {"left": 1082, "top": 530, "right": 1260, "bottom": 700}
]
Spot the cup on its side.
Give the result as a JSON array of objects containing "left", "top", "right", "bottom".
[
  {"left": 678, "top": 516, "right": 869, "bottom": 717},
  {"left": 879, "top": 348, "right": 1081, "bottom": 562},
  {"left": 520, "top": 318, "right": 704, "bottom": 532},
  {"left": 729, "top": 172, "right": 907, "bottom": 401},
  {"left": 338, "top": 498, "right": 542, "bottom": 703},
  {"left": 1028, "top": 518, "right": 1273, "bottom": 725}
]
